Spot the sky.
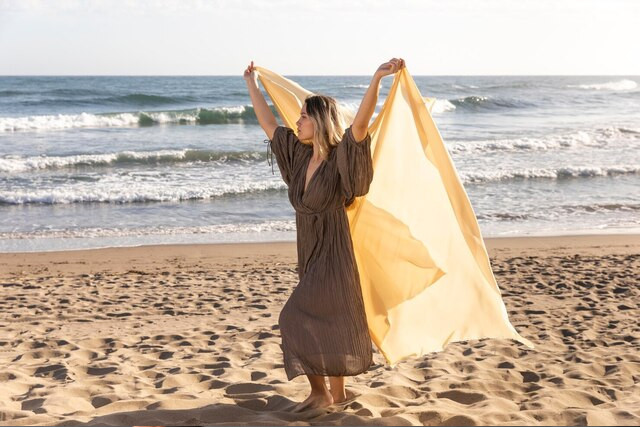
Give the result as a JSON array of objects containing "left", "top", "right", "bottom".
[{"left": 0, "top": 0, "right": 639, "bottom": 76}]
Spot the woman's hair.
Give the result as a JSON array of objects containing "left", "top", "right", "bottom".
[{"left": 302, "top": 94, "right": 346, "bottom": 160}]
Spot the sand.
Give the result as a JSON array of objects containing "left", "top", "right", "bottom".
[{"left": 0, "top": 234, "right": 639, "bottom": 426}]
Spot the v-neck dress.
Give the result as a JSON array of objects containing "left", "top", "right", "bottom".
[{"left": 268, "top": 125, "right": 375, "bottom": 381}]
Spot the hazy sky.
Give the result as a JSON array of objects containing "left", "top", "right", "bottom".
[{"left": 1, "top": 0, "right": 638, "bottom": 75}]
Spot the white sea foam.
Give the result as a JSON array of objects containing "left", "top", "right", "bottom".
[
  {"left": 341, "top": 98, "right": 454, "bottom": 115},
  {"left": 0, "top": 111, "right": 201, "bottom": 132},
  {"left": 460, "top": 165, "right": 640, "bottom": 184},
  {"left": 0, "top": 106, "right": 247, "bottom": 132},
  {"left": 448, "top": 126, "right": 637, "bottom": 154},
  {"left": 0, "top": 220, "right": 297, "bottom": 240},
  {"left": 0, "top": 179, "right": 287, "bottom": 205},
  {"left": 432, "top": 99, "right": 456, "bottom": 113},
  {"left": 0, "top": 94, "right": 460, "bottom": 133},
  {"left": 569, "top": 79, "right": 638, "bottom": 91},
  {"left": 0, "top": 148, "right": 264, "bottom": 173},
  {"left": 0, "top": 112, "right": 141, "bottom": 132},
  {"left": 0, "top": 149, "right": 190, "bottom": 173},
  {"left": 217, "top": 105, "right": 246, "bottom": 114},
  {"left": 449, "top": 131, "right": 588, "bottom": 154},
  {"left": 339, "top": 102, "right": 360, "bottom": 113},
  {"left": 3, "top": 161, "right": 637, "bottom": 205}
]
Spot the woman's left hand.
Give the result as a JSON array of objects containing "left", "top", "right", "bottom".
[{"left": 375, "top": 58, "right": 405, "bottom": 78}]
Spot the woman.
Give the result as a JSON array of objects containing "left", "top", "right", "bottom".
[{"left": 243, "top": 58, "right": 405, "bottom": 412}]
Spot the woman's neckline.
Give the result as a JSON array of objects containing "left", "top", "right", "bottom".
[{"left": 303, "top": 151, "right": 326, "bottom": 196}]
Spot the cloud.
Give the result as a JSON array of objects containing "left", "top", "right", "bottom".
[
  {"left": 0, "top": 0, "right": 443, "bottom": 14},
  {"left": 0, "top": 0, "right": 235, "bottom": 14}
]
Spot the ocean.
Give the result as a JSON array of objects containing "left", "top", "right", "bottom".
[{"left": 1, "top": 75, "right": 638, "bottom": 252}]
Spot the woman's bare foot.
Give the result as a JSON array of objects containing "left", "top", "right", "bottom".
[
  {"left": 291, "top": 389, "right": 333, "bottom": 412},
  {"left": 330, "top": 390, "right": 348, "bottom": 404},
  {"left": 331, "top": 388, "right": 358, "bottom": 406}
]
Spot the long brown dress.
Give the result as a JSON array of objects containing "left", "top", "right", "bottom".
[{"left": 267, "top": 125, "right": 375, "bottom": 381}]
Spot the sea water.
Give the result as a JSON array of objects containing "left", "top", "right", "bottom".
[{"left": 0, "top": 75, "right": 638, "bottom": 252}]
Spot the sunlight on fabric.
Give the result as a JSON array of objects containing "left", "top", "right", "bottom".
[{"left": 256, "top": 66, "right": 534, "bottom": 366}]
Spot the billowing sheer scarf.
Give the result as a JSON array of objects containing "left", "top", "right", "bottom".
[{"left": 255, "top": 66, "right": 534, "bottom": 366}]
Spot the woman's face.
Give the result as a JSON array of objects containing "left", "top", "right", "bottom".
[{"left": 296, "top": 103, "right": 314, "bottom": 142}]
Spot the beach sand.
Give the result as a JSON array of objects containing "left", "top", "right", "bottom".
[{"left": 0, "top": 234, "right": 639, "bottom": 426}]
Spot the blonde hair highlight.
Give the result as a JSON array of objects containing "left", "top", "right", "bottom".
[{"left": 302, "top": 94, "right": 346, "bottom": 160}]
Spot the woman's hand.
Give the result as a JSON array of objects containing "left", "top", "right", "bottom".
[
  {"left": 244, "top": 60, "right": 278, "bottom": 139},
  {"left": 243, "top": 60, "right": 258, "bottom": 84},
  {"left": 375, "top": 57, "right": 405, "bottom": 79}
]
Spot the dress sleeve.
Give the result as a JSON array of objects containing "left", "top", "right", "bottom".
[
  {"left": 269, "top": 126, "right": 304, "bottom": 186},
  {"left": 337, "top": 125, "right": 374, "bottom": 207}
]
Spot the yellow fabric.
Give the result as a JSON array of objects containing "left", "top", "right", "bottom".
[{"left": 255, "top": 66, "right": 534, "bottom": 366}]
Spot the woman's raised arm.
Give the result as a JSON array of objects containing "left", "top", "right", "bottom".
[
  {"left": 351, "top": 58, "right": 405, "bottom": 142},
  {"left": 244, "top": 61, "right": 278, "bottom": 140}
]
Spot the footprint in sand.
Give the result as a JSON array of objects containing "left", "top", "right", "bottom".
[
  {"left": 158, "top": 351, "right": 174, "bottom": 360},
  {"left": 34, "top": 364, "right": 68, "bottom": 380},
  {"left": 87, "top": 366, "right": 117, "bottom": 376},
  {"left": 436, "top": 390, "right": 487, "bottom": 405},
  {"left": 520, "top": 371, "right": 540, "bottom": 383},
  {"left": 442, "top": 414, "right": 479, "bottom": 426},
  {"left": 251, "top": 371, "right": 267, "bottom": 381},
  {"left": 225, "top": 382, "right": 275, "bottom": 395},
  {"left": 21, "top": 398, "right": 46, "bottom": 413},
  {"left": 91, "top": 396, "right": 112, "bottom": 409},
  {"left": 497, "top": 361, "right": 515, "bottom": 369},
  {"left": 236, "top": 397, "right": 268, "bottom": 411}
]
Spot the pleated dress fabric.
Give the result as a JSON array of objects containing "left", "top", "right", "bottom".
[{"left": 268, "top": 124, "right": 374, "bottom": 381}]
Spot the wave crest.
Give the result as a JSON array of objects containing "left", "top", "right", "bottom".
[
  {"left": 448, "top": 126, "right": 638, "bottom": 154},
  {"left": 0, "top": 149, "right": 266, "bottom": 173},
  {"left": 0, "top": 182, "right": 287, "bottom": 206},
  {"left": 451, "top": 95, "right": 535, "bottom": 111},
  {"left": 569, "top": 79, "right": 638, "bottom": 91},
  {"left": 0, "top": 105, "right": 265, "bottom": 132},
  {"left": 461, "top": 165, "right": 640, "bottom": 184}
]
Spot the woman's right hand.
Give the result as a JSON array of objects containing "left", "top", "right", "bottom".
[
  {"left": 375, "top": 57, "right": 405, "bottom": 79},
  {"left": 243, "top": 60, "right": 258, "bottom": 83}
]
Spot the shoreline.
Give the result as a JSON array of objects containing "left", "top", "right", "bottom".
[
  {"left": 1, "top": 227, "right": 639, "bottom": 255},
  {"left": 1, "top": 234, "right": 638, "bottom": 277}
]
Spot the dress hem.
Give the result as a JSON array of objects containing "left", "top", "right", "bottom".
[{"left": 284, "top": 351, "right": 374, "bottom": 381}]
